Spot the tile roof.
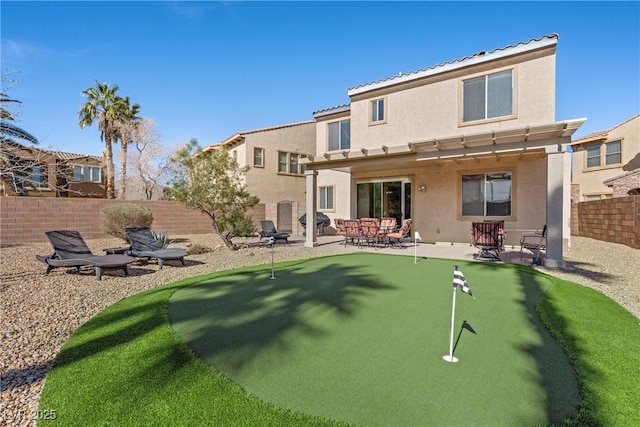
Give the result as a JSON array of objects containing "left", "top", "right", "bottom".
[
  {"left": 312, "top": 103, "right": 351, "bottom": 118},
  {"left": 43, "top": 149, "right": 103, "bottom": 162},
  {"left": 346, "top": 34, "right": 559, "bottom": 96},
  {"left": 571, "top": 114, "right": 640, "bottom": 144}
]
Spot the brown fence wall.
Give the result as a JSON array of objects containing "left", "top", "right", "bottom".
[
  {"left": 0, "top": 196, "right": 217, "bottom": 246},
  {"left": 571, "top": 195, "right": 640, "bottom": 249}
]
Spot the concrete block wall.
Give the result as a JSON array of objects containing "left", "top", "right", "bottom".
[
  {"left": 573, "top": 195, "right": 640, "bottom": 249},
  {"left": 0, "top": 197, "right": 215, "bottom": 246}
]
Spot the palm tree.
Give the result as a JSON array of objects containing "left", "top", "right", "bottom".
[
  {"left": 78, "top": 81, "right": 121, "bottom": 198},
  {"left": 1, "top": 93, "right": 39, "bottom": 145},
  {"left": 113, "top": 96, "right": 141, "bottom": 199}
]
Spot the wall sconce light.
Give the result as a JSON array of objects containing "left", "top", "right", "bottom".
[{"left": 418, "top": 185, "right": 427, "bottom": 193}]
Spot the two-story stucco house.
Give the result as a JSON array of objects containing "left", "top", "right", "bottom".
[
  {"left": 1, "top": 141, "right": 106, "bottom": 198},
  {"left": 204, "top": 121, "right": 316, "bottom": 235},
  {"left": 569, "top": 114, "right": 640, "bottom": 200},
  {"left": 302, "top": 34, "right": 586, "bottom": 268}
]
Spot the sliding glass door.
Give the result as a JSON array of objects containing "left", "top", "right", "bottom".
[{"left": 356, "top": 179, "right": 411, "bottom": 223}]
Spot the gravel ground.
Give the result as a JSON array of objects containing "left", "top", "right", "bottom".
[{"left": 1, "top": 234, "right": 638, "bottom": 426}]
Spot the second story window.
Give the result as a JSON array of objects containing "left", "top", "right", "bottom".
[
  {"left": 278, "top": 151, "right": 302, "bottom": 175},
  {"left": 328, "top": 119, "right": 350, "bottom": 151},
  {"left": 29, "top": 166, "right": 48, "bottom": 188},
  {"left": 74, "top": 165, "right": 101, "bottom": 182},
  {"left": 253, "top": 147, "right": 264, "bottom": 167},
  {"left": 605, "top": 141, "right": 621, "bottom": 165},
  {"left": 462, "top": 69, "right": 513, "bottom": 123},
  {"left": 585, "top": 145, "right": 601, "bottom": 168},
  {"left": 370, "top": 98, "right": 385, "bottom": 124}
]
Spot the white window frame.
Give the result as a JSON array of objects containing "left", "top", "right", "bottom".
[
  {"left": 319, "top": 185, "right": 335, "bottom": 211},
  {"left": 370, "top": 98, "right": 386, "bottom": 125},
  {"left": 328, "top": 119, "right": 350, "bottom": 151},
  {"left": 73, "top": 165, "right": 102, "bottom": 183},
  {"left": 460, "top": 67, "right": 516, "bottom": 125}
]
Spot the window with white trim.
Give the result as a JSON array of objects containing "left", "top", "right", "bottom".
[
  {"left": 461, "top": 171, "right": 512, "bottom": 217},
  {"left": 253, "top": 147, "right": 264, "bottom": 167},
  {"left": 319, "top": 186, "right": 334, "bottom": 210},
  {"left": 328, "top": 119, "right": 350, "bottom": 151},
  {"left": 462, "top": 69, "right": 513, "bottom": 123},
  {"left": 371, "top": 98, "right": 385, "bottom": 123},
  {"left": 74, "top": 165, "right": 101, "bottom": 182}
]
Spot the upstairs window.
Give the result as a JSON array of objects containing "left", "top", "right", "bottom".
[
  {"left": 462, "top": 69, "right": 513, "bottom": 123},
  {"left": 461, "top": 171, "right": 512, "bottom": 217},
  {"left": 370, "top": 98, "right": 386, "bottom": 124},
  {"left": 253, "top": 147, "right": 264, "bottom": 167},
  {"left": 278, "top": 151, "right": 302, "bottom": 175},
  {"left": 328, "top": 119, "right": 350, "bottom": 151},
  {"left": 74, "top": 165, "right": 101, "bottom": 182},
  {"left": 585, "top": 145, "right": 601, "bottom": 168},
  {"left": 605, "top": 141, "right": 621, "bottom": 165},
  {"left": 29, "top": 166, "right": 48, "bottom": 188}
]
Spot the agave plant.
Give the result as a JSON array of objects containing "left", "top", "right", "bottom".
[{"left": 152, "top": 229, "right": 170, "bottom": 248}]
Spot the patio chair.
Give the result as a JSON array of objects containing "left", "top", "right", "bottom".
[
  {"left": 471, "top": 221, "right": 501, "bottom": 260},
  {"left": 360, "top": 218, "right": 381, "bottom": 249},
  {"left": 125, "top": 227, "right": 188, "bottom": 269},
  {"left": 386, "top": 219, "right": 412, "bottom": 248},
  {"left": 36, "top": 230, "right": 135, "bottom": 280},
  {"left": 259, "top": 220, "right": 290, "bottom": 244},
  {"left": 334, "top": 218, "right": 346, "bottom": 237},
  {"left": 520, "top": 225, "right": 547, "bottom": 265},
  {"left": 485, "top": 219, "right": 506, "bottom": 251},
  {"left": 378, "top": 217, "right": 397, "bottom": 242},
  {"left": 343, "top": 219, "right": 361, "bottom": 247}
]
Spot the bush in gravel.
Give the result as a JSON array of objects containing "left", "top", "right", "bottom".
[
  {"left": 187, "top": 243, "right": 210, "bottom": 254},
  {"left": 101, "top": 203, "right": 153, "bottom": 242}
]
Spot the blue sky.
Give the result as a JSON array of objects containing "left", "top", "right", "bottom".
[{"left": 2, "top": 1, "right": 639, "bottom": 156}]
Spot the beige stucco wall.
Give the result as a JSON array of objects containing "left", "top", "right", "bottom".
[
  {"left": 342, "top": 48, "right": 556, "bottom": 153},
  {"left": 244, "top": 122, "right": 315, "bottom": 205},
  {"left": 571, "top": 115, "right": 640, "bottom": 200}
]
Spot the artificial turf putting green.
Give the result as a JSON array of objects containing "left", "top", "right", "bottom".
[{"left": 169, "top": 253, "right": 579, "bottom": 426}]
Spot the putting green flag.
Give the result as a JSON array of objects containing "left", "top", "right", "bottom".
[{"left": 453, "top": 268, "right": 474, "bottom": 299}]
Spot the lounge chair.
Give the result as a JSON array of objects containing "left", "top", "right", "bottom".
[
  {"left": 36, "top": 230, "right": 135, "bottom": 280},
  {"left": 259, "top": 220, "right": 290, "bottom": 244},
  {"left": 125, "top": 227, "right": 188, "bottom": 269},
  {"left": 520, "top": 225, "right": 547, "bottom": 265},
  {"left": 386, "top": 219, "right": 412, "bottom": 248},
  {"left": 471, "top": 221, "right": 501, "bottom": 260}
]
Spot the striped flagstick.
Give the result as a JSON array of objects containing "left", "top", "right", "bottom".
[{"left": 443, "top": 265, "right": 474, "bottom": 363}]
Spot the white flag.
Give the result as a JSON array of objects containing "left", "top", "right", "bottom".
[
  {"left": 415, "top": 231, "right": 422, "bottom": 241},
  {"left": 453, "top": 269, "right": 474, "bottom": 298}
]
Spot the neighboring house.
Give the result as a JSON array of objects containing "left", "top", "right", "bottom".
[
  {"left": 0, "top": 141, "right": 106, "bottom": 198},
  {"left": 569, "top": 114, "right": 640, "bottom": 200},
  {"left": 204, "top": 121, "right": 316, "bottom": 234},
  {"left": 303, "top": 33, "right": 586, "bottom": 268}
]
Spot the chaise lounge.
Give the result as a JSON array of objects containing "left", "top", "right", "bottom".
[
  {"left": 36, "top": 230, "right": 135, "bottom": 280},
  {"left": 259, "top": 220, "right": 290, "bottom": 244},
  {"left": 125, "top": 227, "right": 188, "bottom": 269}
]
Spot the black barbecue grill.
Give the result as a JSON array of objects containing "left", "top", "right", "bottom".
[{"left": 298, "top": 212, "right": 331, "bottom": 236}]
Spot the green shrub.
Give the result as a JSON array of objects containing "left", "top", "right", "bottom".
[
  {"left": 101, "top": 203, "right": 153, "bottom": 242},
  {"left": 233, "top": 215, "right": 257, "bottom": 237}
]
